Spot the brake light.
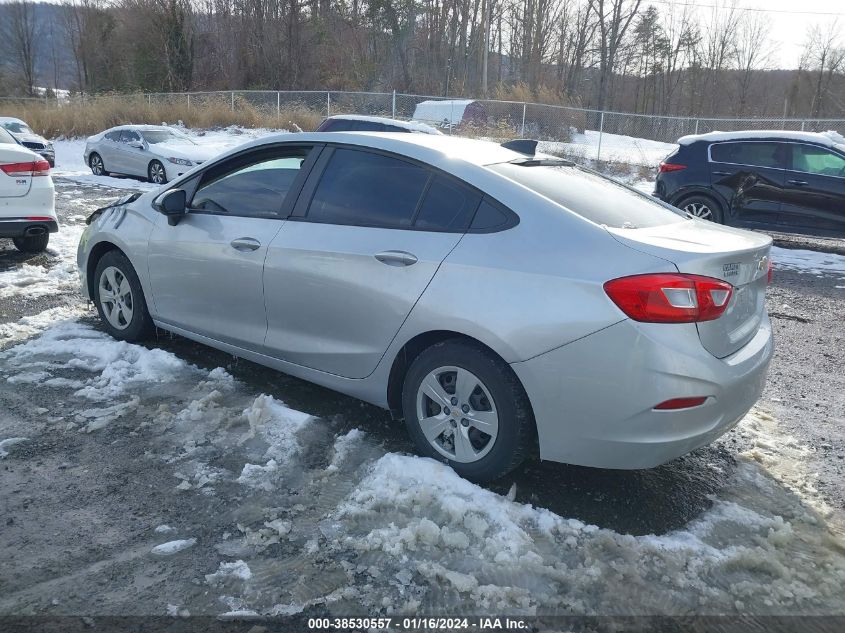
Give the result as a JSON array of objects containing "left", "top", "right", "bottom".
[
  {"left": 1, "top": 160, "right": 51, "bottom": 177},
  {"left": 659, "top": 162, "right": 687, "bottom": 173},
  {"left": 604, "top": 274, "right": 733, "bottom": 323}
]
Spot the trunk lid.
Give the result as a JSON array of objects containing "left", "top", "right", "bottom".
[
  {"left": 607, "top": 218, "right": 771, "bottom": 358},
  {"left": 0, "top": 145, "right": 40, "bottom": 198}
]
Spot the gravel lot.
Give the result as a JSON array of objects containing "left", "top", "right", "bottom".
[{"left": 1, "top": 175, "right": 844, "bottom": 625}]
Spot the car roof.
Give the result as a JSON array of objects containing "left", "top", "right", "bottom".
[
  {"left": 231, "top": 131, "right": 525, "bottom": 167},
  {"left": 0, "top": 117, "right": 27, "bottom": 125},
  {"left": 324, "top": 114, "right": 442, "bottom": 135},
  {"left": 679, "top": 130, "right": 845, "bottom": 152}
]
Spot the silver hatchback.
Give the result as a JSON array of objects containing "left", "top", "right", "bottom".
[{"left": 77, "top": 133, "right": 773, "bottom": 480}]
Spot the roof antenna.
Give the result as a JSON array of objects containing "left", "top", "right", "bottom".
[{"left": 501, "top": 139, "right": 538, "bottom": 156}]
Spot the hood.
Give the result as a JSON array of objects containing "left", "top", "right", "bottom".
[
  {"left": 148, "top": 142, "right": 220, "bottom": 163},
  {"left": 11, "top": 131, "right": 51, "bottom": 146}
]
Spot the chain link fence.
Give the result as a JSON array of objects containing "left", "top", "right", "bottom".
[{"left": 3, "top": 90, "right": 844, "bottom": 166}]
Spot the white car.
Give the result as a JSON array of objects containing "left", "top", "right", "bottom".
[
  {"left": 0, "top": 126, "right": 56, "bottom": 253},
  {"left": 83, "top": 125, "right": 220, "bottom": 185}
]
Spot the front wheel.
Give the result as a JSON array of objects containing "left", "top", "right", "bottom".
[
  {"left": 89, "top": 152, "right": 106, "bottom": 176},
  {"left": 93, "top": 250, "right": 154, "bottom": 341},
  {"left": 148, "top": 160, "right": 167, "bottom": 185},
  {"left": 12, "top": 233, "right": 49, "bottom": 253},
  {"left": 402, "top": 339, "right": 535, "bottom": 482}
]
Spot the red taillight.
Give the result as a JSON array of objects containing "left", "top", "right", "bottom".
[
  {"left": 26, "top": 216, "right": 54, "bottom": 221},
  {"left": 604, "top": 273, "right": 733, "bottom": 323},
  {"left": 1, "top": 160, "right": 51, "bottom": 177},
  {"left": 659, "top": 162, "right": 687, "bottom": 173},
  {"left": 767, "top": 258, "right": 773, "bottom": 284},
  {"left": 654, "top": 397, "right": 708, "bottom": 410}
]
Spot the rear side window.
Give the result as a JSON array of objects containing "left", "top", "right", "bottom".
[
  {"left": 414, "top": 176, "right": 481, "bottom": 231},
  {"left": 489, "top": 163, "right": 684, "bottom": 229},
  {"left": 191, "top": 150, "right": 309, "bottom": 218},
  {"left": 790, "top": 145, "right": 845, "bottom": 176},
  {"left": 710, "top": 142, "right": 785, "bottom": 169},
  {"left": 306, "top": 149, "right": 427, "bottom": 228},
  {"left": 105, "top": 131, "right": 121, "bottom": 141}
]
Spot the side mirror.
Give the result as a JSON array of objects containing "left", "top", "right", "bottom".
[
  {"left": 128, "top": 140, "right": 144, "bottom": 149},
  {"left": 154, "top": 189, "right": 187, "bottom": 226}
]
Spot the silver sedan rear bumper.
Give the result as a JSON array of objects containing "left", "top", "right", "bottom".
[{"left": 511, "top": 315, "right": 773, "bottom": 469}]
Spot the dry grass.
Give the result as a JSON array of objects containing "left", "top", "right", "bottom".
[{"left": 1, "top": 95, "right": 324, "bottom": 138}]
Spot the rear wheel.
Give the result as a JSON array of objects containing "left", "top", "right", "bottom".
[
  {"left": 93, "top": 250, "right": 154, "bottom": 341},
  {"left": 148, "top": 160, "right": 167, "bottom": 185},
  {"left": 402, "top": 339, "right": 534, "bottom": 482},
  {"left": 89, "top": 152, "right": 106, "bottom": 176},
  {"left": 12, "top": 234, "right": 49, "bottom": 253},
  {"left": 680, "top": 195, "right": 723, "bottom": 223}
]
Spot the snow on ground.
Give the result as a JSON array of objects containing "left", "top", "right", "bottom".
[
  {"left": 772, "top": 246, "right": 845, "bottom": 281},
  {"left": 539, "top": 130, "right": 676, "bottom": 166},
  {"left": 0, "top": 437, "right": 27, "bottom": 458},
  {"left": 0, "top": 224, "right": 85, "bottom": 300},
  {"left": 51, "top": 126, "right": 285, "bottom": 190},
  {"left": 151, "top": 538, "right": 197, "bottom": 556}
]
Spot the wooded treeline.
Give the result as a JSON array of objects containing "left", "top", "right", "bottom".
[{"left": 1, "top": 0, "right": 844, "bottom": 118}]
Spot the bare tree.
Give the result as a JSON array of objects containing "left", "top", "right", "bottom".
[
  {"left": 588, "top": 0, "right": 642, "bottom": 111},
  {"left": 802, "top": 21, "right": 845, "bottom": 119},
  {"left": 2, "top": 0, "right": 40, "bottom": 95}
]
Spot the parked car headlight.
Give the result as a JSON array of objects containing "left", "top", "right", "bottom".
[{"left": 167, "top": 157, "right": 193, "bottom": 166}]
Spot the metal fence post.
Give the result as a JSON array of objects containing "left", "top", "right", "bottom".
[
  {"left": 596, "top": 111, "right": 605, "bottom": 162},
  {"left": 327, "top": 92, "right": 331, "bottom": 117},
  {"left": 521, "top": 103, "right": 526, "bottom": 137},
  {"left": 148, "top": 94, "right": 151, "bottom": 106},
  {"left": 694, "top": 119, "right": 699, "bottom": 135},
  {"left": 187, "top": 93, "right": 190, "bottom": 108},
  {"left": 277, "top": 91, "right": 280, "bottom": 117},
  {"left": 392, "top": 90, "right": 396, "bottom": 119},
  {"left": 231, "top": 91, "right": 235, "bottom": 112},
  {"left": 801, "top": 120, "right": 806, "bottom": 131}
]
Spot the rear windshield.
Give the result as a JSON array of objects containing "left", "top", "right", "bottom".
[
  {"left": 1, "top": 121, "right": 33, "bottom": 134},
  {"left": 489, "top": 163, "right": 686, "bottom": 229}
]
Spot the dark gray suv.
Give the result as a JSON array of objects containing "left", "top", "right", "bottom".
[{"left": 655, "top": 131, "right": 845, "bottom": 236}]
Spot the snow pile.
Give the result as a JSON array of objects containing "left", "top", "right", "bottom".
[
  {"left": 0, "top": 320, "right": 189, "bottom": 402},
  {"left": 236, "top": 394, "right": 312, "bottom": 489},
  {"left": 539, "top": 130, "right": 676, "bottom": 166},
  {"left": 151, "top": 538, "right": 196, "bottom": 556},
  {"left": 326, "top": 428, "right": 364, "bottom": 472},
  {"left": 0, "top": 224, "right": 85, "bottom": 300},
  {"left": 326, "top": 451, "right": 845, "bottom": 615},
  {"left": 771, "top": 246, "right": 845, "bottom": 279},
  {"left": 205, "top": 560, "right": 252, "bottom": 584},
  {"left": 0, "top": 437, "right": 27, "bottom": 458},
  {"left": 0, "top": 305, "right": 88, "bottom": 347}
]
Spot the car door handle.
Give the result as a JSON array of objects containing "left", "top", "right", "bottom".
[
  {"left": 230, "top": 237, "right": 261, "bottom": 251},
  {"left": 712, "top": 170, "right": 731, "bottom": 176},
  {"left": 374, "top": 250, "right": 418, "bottom": 266},
  {"left": 787, "top": 179, "right": 808, "bottom": 186}
]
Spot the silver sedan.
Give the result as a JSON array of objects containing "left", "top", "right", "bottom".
[
  {"left": 83, "top": 125, "right": 219, "bottom": 184},
  {"left": 77, "top": 132, "right": 773, "bottom": 481}
]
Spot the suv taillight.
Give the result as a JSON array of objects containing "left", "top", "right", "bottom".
[
  {"left": 1, "top": 160, "right": 51, "bottom": 177},
  {"left": 659, "top": 162, "right": 687, "bottom": 173},
  {"left": 604, "top": 274, "right": 733, "bottom": 323}
]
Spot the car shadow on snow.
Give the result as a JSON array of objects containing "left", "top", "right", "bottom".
[{"left": 140, "top": 325, "right": 736, "bottom": 538}]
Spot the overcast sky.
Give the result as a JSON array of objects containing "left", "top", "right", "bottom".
[{"left": 651, "top": 0, "right": 843, "bottom": 69}]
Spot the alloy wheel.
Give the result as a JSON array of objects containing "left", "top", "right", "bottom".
[
  {"left": 415, "top": 366, "right": 499, "bottom": 463},
  {"left": 90, "top": 155, "right": 104, "bottom": 175},
  {"left": 98, "top": 266, "right": 134, "bottom": 330},
  {"left": 149, "top": 162, "right": 166, "bottom": 184},
  {"left": 684, "top": 201, "right": 713, "bottom": 220}
]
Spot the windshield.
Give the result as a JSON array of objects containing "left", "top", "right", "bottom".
[
  {"left": 141, "top": 129, "right": 195, "bottom": 145},
  {"left": 0, "top": 127, "right": 16, "bottom": 144},
  {"left": 489, "top": 162, "right": 686, "bottom": 229},
  {"left": 1, "top": 121, "right": 33, "bottom": 135}
]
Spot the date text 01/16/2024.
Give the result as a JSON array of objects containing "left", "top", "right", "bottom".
[{"left": 307, "top": 617, "right": 530, "bottom": 630}]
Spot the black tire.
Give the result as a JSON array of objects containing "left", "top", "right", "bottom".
[
  {"left": 401, "top": 339, "right": 535, "bottom": 482},
  {"left": 12, "top": 233, "right": 49, "bottom": 253},
  {"left": 92, "top": 250, "right": 154, "bottom": 342},
  {"left": 89, "top": 152, "right": 107, "bottom": 176},
  {"left": 148, "top": 160, "right": 167, "bottom": 185},
  {"left": 678, "top": 194, "right": 724, "bottom": 223}
]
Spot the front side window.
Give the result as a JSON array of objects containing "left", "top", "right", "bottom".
[
  {"left": 306, "top": 148, "right": 428, "bottom": 228},
  {"left": 790, "top": 145, "right": 845, "bottom": 177},
  {"left": 120, "top": 130, "right": 141, "bottom": 144},
  {"left": 710, "top": 142, "right": 785, "bottom": 169},
  {"left": 191, "top": 150, "right": 309, "bottom": 218}
]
